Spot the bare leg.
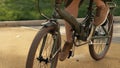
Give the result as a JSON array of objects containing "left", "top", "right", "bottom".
[
  {"left": 59, "top": 0, "right": 80, "bottom": 61},
  {"left": 65, "top": 0, "right": 80, "bottom": 43},
  {"left": 93, "top": 0, "right": 109, "bottom": 26},
  {"left": 94, "top": 0, "right": 105, "bottom": 7},
  {"left": 64, "top": 0, "right": 109, "bottom": 41}
]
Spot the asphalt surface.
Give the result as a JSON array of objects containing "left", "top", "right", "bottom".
[
  {"left": 112, "top": 23, "right": 120, "bottom": 43},
  {"left": 0, "top": 22, "right": 120, "bottom": 68}
]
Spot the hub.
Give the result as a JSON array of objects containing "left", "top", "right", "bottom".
[{"left": 37, "top": 56, "right": 49, "bottom": 64}]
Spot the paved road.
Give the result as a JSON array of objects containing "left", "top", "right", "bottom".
[
  {"left": 0, "top": 22, "right": 120, "bottom": 68},
  {"left": 112, "top": 23, "right": 120, "bottom": 43}
]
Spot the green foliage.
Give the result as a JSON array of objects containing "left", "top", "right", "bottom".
[
  {"left": 0, "top": 0, "right": 119, "bottom": 21},
  {"left": 113, "top": 0, "right": 120, "bottom": 16},
  {"left": 0, "top": 0, "right": 40, "bottom": 21}
]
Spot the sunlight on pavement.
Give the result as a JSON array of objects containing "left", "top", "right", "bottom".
[{"left": 0, "top": 26, "right": 120, "bottom": 68}]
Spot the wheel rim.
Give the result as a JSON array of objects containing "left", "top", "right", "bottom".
[
  {"left": 33, "top": 33, "right": 54, "bottom": 68},
  {"left": 92, "top": 17, "right": 112, "bottom": 57}
]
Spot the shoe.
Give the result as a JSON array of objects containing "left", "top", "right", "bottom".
[
  {"left": 59, "top": 42, "right": 73, "bottom": 61},
  {"left": 93, "top": 5, "right": 110, "bottom": 26}
]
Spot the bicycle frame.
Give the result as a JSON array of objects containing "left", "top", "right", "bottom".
[
  {"left": 41, "top": 0, "right": 116, "bottom": 48},
  {"left": 26, "top": 1, "right": 116, "bottom": 68},
  {"left": 54, "top": 0, "right": 94, "bottom": 36}
]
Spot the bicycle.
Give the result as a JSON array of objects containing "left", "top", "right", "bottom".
[{"left": 26, "top": 0, "right": 116, "bottom": 68}]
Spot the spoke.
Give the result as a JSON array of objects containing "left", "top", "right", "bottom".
[
  {"left": 99, "top": 40, "right": 103, "bottom": 54},
  {"left": 33, "top": 33, "right": 55, "bottom": 68},
  {"left": 94, "top": 37, "right": 108, "bottom": 54}
]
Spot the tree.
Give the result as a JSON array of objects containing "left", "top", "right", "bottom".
[
  {"left": 0, "top": 0, "right": 40, "bottom": 21},
  {"left": 0, "top": 0, "right": 119, "bottom": 21}
]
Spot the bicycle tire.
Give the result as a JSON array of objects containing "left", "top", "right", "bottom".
[
  {"left": 89, "top": 13, "right": 113, "bottom": 60},
  {"left": 26, "top": 26, "right": 61, "bottom": 68}
]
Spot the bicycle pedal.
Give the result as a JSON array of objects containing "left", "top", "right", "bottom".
[{"left": 68, "top": 51, "right": 72, "bottom": 59}]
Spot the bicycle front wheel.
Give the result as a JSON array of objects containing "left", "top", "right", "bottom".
[
  {"left": 89, "top": 13, "right": 113, "bottom": 60},
  {"left": 26, "top": 26, "right": 61, "bottom": 68}
]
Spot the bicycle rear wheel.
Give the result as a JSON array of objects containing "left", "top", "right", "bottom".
[
  {"left": 26, "top": 26, "right": 61, "bottom": 68},
  {"left": 89, "top": 13, "right": 113, "bottom": 60}
]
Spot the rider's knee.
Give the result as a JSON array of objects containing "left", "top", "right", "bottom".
[{"left": 94, "top": 0, "right": 106, "bottom": 7}]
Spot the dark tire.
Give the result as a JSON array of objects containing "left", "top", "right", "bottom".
[
  {"left": 89, "top": 13, "right": 113, "bottom": 60},
  {"left": 26, "top": 26, "right": 61, "bottom": 68}
]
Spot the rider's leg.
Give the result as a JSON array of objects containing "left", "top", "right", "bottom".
[
  {"left": 65, "top": 0, "right": 80, "bottom": 43},
  {"left": 93, "top": 0, "right": 109, "bottom": 26},
  {"left": 59, "top": 0, "right": 80, "bottom": 61}
]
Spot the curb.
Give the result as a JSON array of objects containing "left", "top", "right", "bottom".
[{"left": 0, "top": 16, "right": 119, "bottom": 27}]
